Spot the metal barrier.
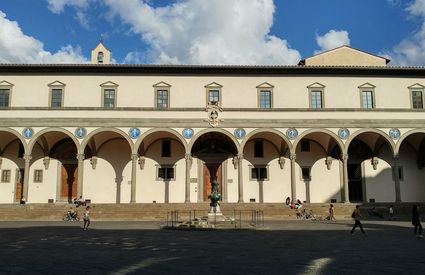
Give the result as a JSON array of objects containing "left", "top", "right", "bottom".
[{"left": 166, "top": 209, "right": 264, "bottom": 229}]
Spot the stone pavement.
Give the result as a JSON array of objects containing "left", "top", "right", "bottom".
[{"left": 0, "top": 220, "right": 424, "bottom": 274}]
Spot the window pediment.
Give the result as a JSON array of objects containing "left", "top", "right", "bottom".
[
  {"left": 256, "top": 82, "right": 274, "bottom": 89},
  {"left": 0, "top": 80, "right": 14, "bottom": 87},
  {"left": 358, "top": 82, "right": 376, "bottom": 89},
  {"left": 307, "top": 82, "right": 325, "bottom": 89},
  {"left": 48, "top": 81, "right": 66, "bottom": 87},
  {"left": 100, "top": 81, "right": 119, "bottom": 87},
  {"left": 153, "top": 81, "right": 171, "bottom": 88},
  {"left": 205, "top": 82, "right": 223, "bottom": 88},
  {"left": 408, "top": 83, "right": 425, "bottom": 89}
]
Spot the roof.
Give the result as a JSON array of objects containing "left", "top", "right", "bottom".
[
  {"left": 0, "top": 63, "right": 424, "bottom": 77},
  {"left": 298, "top": 45, "right": 391, "bottom": 66}
]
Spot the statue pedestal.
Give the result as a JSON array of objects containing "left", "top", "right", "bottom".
[{"left": 208, "top": 205, "right": 225, "bottom": 222}]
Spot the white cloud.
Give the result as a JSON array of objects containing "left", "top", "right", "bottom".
[
  {"left": 104, "top": 0, "right": 301, "bottom": 65},
  {"left": 315, "top": 30, "right": 350, "bottom": 54},
  {"left": 123, "top": 51, "right": 145, "bottom": 64},
  {"left": 384, "top": 0, "right": 425, "bottom": 65},
  {"left": 0, "top": 11, "right": 87, "bottom": 63},
  {"left": 46, "top": 0, "right": 92, "bottom": 14}
]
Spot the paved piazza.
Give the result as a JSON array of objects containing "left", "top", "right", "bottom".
[{"left": 0, "top": 220, "right": 424, "bottom": 274}]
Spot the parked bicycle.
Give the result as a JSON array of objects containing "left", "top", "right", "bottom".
[{"left": 63, "top": 208, "right": 79, "bottom": 221}]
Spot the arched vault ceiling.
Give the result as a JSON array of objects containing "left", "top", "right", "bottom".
[
  {"left": 0, "top": 132, "right": 22, "bottom": 150},
  {"left": 140, "top": 131, "right": 184, "bottom": 151},
  {"left": 88, "top": 132, "right": 129, "bottom": 152},
  {"left": 35, "top": 132, "right": 72, "bottom": 153},
  {"left": 299, "top": 133, "right": 338, "bottom": 154},
  {"left": 401, "top": 133, "right": 425, "bottom": 152},
  {"left": 245, "top": 132, "right": 289, "bottom": 153},
  {"left": 350, "top": 133, "right": 391, "bottom": 154}
]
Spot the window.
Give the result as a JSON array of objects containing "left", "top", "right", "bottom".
[
  {"left": 34, "top": 170, "right": 43, "bottom": 183},
  {"left": 259, "top": 90, "right": 272, "bottom": 109},
  {"left": 50, "top": 88, "right": 63, "bottom": 107},
  {"left": 301, "top": 167, "right": 311, "bottom": 181},
  {"left": 100, "top": 81, "right": 118, "bottom": 108},
  {"left": 208, "top": 90, "right": 220, "bottom": 104},
  {"left": 311, "top": 90, "right": 323, "bottom": 109},
  {"left": 251, "top": 166, "right": 268, "bottom": 181},
  {"left": 162, "top": 140, "right": 171, "bottom": 157},
  {"left": 153, "top": 82, "right": 171, "bottom": 109},
  {"left": 0, "top": 89, "right": 10, "bottom": 107},
  {"left": 254, "top": 140, "right": 264, "bottom": 158},
  {"left": 308, "top": 83, "right": 325, "bottom": 109},
  {"left": 1, "top": 170, "right": 11, "bottom": 183},
  {"left": 103, "top": 89, "right": 116, "bottom": 108},
  {"left": 157, "top": 166, "right": 175, "bottom": 180},
  {"left": 412, "top": 90, "right": 424, "bottom": 109},
  {"left": 257, "top": 82, "right": 274, "bottom": 109},
  {"left": 361, "top": 90, "right": 374, "bottom": 108},
  {"left": 156, "top": 90, "right": 169, "bottom": 109},
  {"left": 205, "top": 82, "right": 223, "bottom": 106},
  {"left": 359, "top": 83, "right": 376, "bottom": 109},
  {"left": 301, "top": 140, "right": 310, "bottom": 152},
  {"left": 97, "top": 52, "right": 104, "bottom": 64}
]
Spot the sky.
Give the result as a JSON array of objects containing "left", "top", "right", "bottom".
[{"left": 1, "top": 0, "right": 425, "bottom": 65}]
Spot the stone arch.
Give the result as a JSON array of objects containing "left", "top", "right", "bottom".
[
  {"left": 240, "top": 128, "right": 292, "bottom": 153},
  {"left": 28, "top": 128, "right": 79, "bottom": 154},
  {"left": 0, "top": 127, "right": 28, "bottom": 153},
  {"left": 188, "top": 128, "right": 240, "bottom": 155},
  {"left": 81, "top": 127, "right": 133, "bottom": 154},
  {"left": 293, "top": 128, "right": 344, "bottom": 154},
  {"left": 395, "top": 129, "right": 425, "bottom": 155},
  {"left": 344, "top": 128, "right": 395, "bottom": 155}
]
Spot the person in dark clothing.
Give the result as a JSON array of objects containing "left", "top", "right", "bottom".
[
  {"left": 412, "top": 205, "right": 423, "bottom": 239},
  {"left": 350, "top": 205, "right": 366, "bottom": 235}
]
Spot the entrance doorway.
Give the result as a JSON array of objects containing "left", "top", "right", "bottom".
[
  {"left": 15, "top": 169, "right": 24, "bottom": 202},
  {"left": 203, "top": 163, "right": 222, "bottom": 201},
  {"left": 348, "top": 163, "right": 363, "bottom": 202},
  {"left": 61, "top": 164, "right": 78, "bottom": 202}
]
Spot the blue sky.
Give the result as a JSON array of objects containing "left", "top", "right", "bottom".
[{"left": 0, "top": 0, "right": 425, "bottom": 65}]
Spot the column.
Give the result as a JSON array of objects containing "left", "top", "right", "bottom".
[
  {"left": 22, "top": 154, "right": 32, "bottom": 201},
  {"left": 393, "top": 154, "right": 401, "bottom": 202},
  {"left": 237, "top": 154, "right": 244, "bottom": 203},
  {"left": 290, "top": 153, "right": 296, "bottom": 202},
  {"left": 185, "top": 154, "right": 192, "bottom": 203},
  {"left": 130, "top": 154, "right": 138, "bottom": 203},
  {"left": 305, "top": 180, "right": 311, "bottom": 203},
  {"left": 342, "top": 153, "right": 350, "bottom": 203},
  {"left": 76, "top": 153, "right": 85, "bottom": 198}
]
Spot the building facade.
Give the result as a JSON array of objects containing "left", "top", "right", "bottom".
[{"left": 0, "top": 44, "right": 424, "bottom": 204}]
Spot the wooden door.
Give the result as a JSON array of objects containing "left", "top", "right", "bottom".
[
  {"left": 61, "top": 164, "right": 78, "bottom": 202},
  {"left": 15, "top": 169, "right": 24, "bottom": 202},
  {"left": 203, "top": 163, "right": 222, "bottom": 201}
]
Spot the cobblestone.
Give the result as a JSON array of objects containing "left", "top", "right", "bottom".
[{"left": 0, "top": 220, "right": 424, "bottom": 274}]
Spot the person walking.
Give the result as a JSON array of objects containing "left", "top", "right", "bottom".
[
  {"left": 389, "top": 205, "right": 394, "bottom": 220},
  {"left": 412, "top": 205, "right": 423, "bottom": 238},
  {"left": 329, "top": 204, "right": 336, "bottom": 221},
  {"left": 350, "top": 205, "right": 366, "bottom": 235},
  {"left": 83, "top": 205, "right": 91, "bottom": 230}
]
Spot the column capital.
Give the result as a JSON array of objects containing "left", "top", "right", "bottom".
[
  {"left": 393, "top": 154, "right": 400, "bottom": 161},
  {"left": 76, "top": 153, "right": 85, "bottom": 162},
  {"left": 341, "top": 153, "right": 349, "bottom": 161},
  {"left": 23, "top": 154, "right": 32, "bottom": 162},
  {"left": 290, "top": 153, "right": 296, "bottom": 161},
  {"left": 131, "top": 153, "right": 139, "bottom": 162},
  {"left": 237, "top": 153, "right": 244, "bottom": 160},
  {"left": 185, "top": 153, "right": 192, "bottom": 161}
]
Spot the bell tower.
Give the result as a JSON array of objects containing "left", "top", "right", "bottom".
[{"left": 91, "top": 38, "right": 111, "bottom": 64}]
